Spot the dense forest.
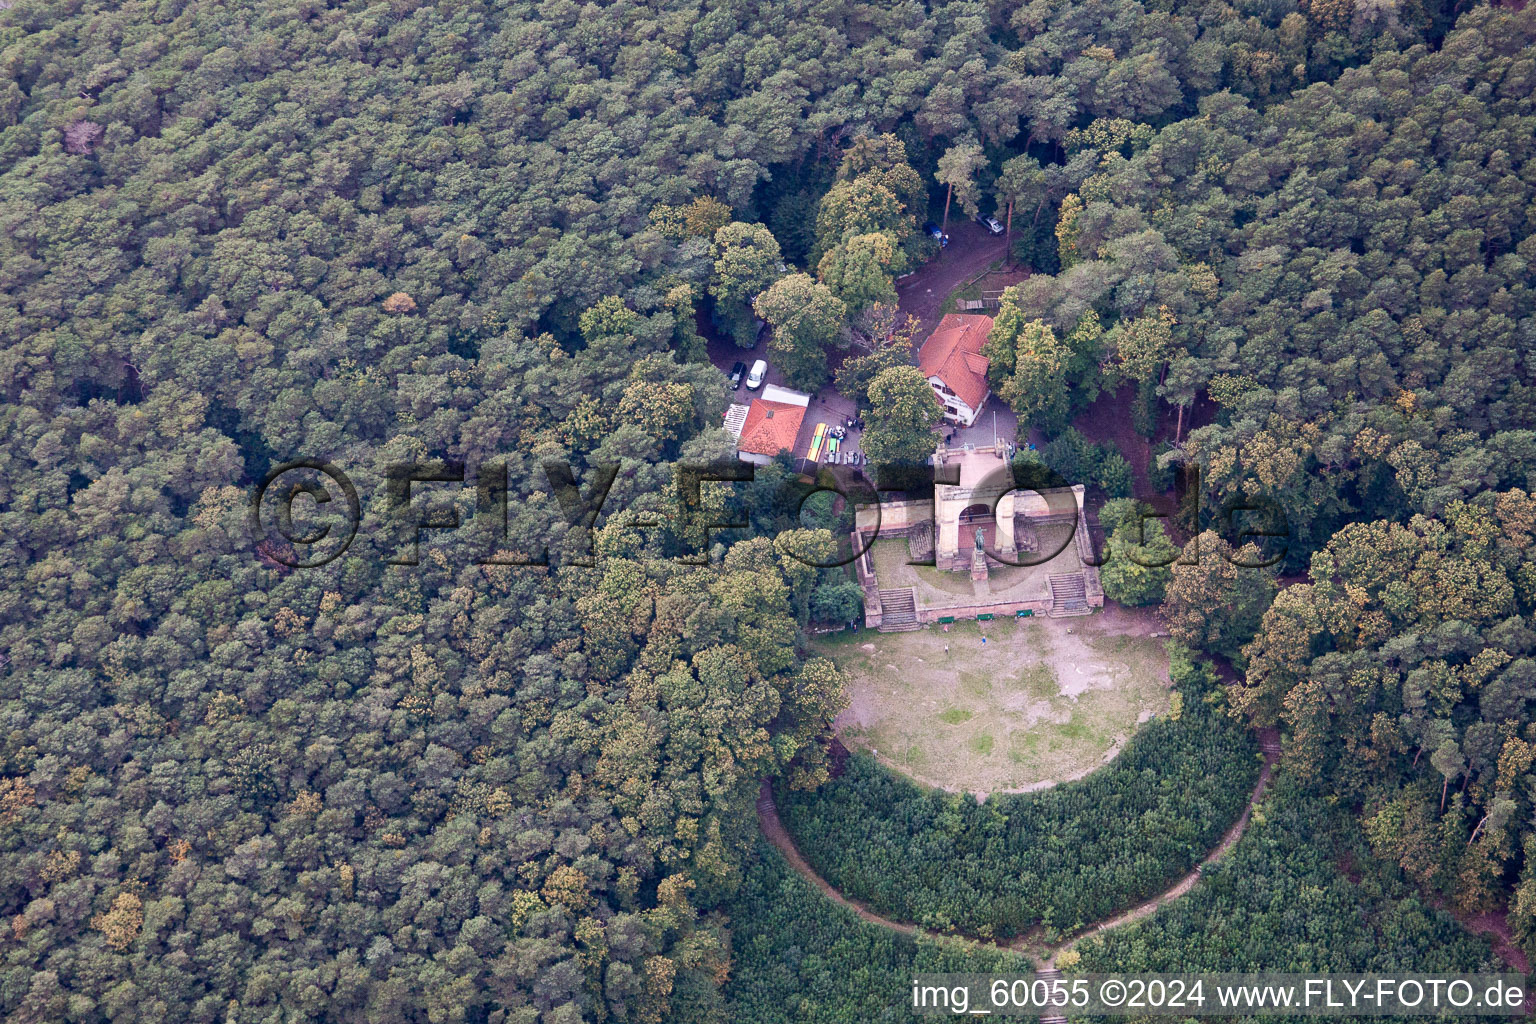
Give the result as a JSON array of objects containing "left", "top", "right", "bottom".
[
  {"left": 776, "top": 650, "right": 1259, "bottom": 939},
  {"left": 1233, "top": 495, "right": 1536, "bottom": 941},
  {"left": 1005, "top": 3, "right": 1536, "bottom": 562},
  {"left": 989, "top": 0, "right": 1536, "bottom": 966},
  {"left": 3, "top": 0, "right": 1536, "bottom": 1016},
  {"left": 1076, "top": 777, "right": 1502, "bottom": 978}
]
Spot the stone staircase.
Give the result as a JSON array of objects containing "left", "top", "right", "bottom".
[
  {"left": 1036, "top": 966, "right": 1068, "bottom": 1024},
  {"left": 876, "top": 588, "right": 920, "bottom": 632},
  {"left": 1047, "top": 573, "right": 1091, "bottom": 617}
]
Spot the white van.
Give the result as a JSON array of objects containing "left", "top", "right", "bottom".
[{"left": 745, "top": 359, "right": 767, "bottom": 390}]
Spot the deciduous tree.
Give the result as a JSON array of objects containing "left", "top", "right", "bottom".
[{"left": 862, "top": 366, "right": 944, "bottom": 465}]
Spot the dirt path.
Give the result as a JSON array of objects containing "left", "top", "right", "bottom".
[
  {"left": 755, "top": 779, "right": 920, "bottom": 937},
  {"left": 1419, "top": 896, "right": 1532, "bottom": 1011},
  {"left": 756, "top": 733, "right": 1281, "bottom": 961},
  {"left": 1459, "top": 909, "right": 1532, "bottom": 975},
  {"left": 897, "top": 222, "right": 1009, "bottom": 342},
  {"left": 1041, "top": 733, "right": 1279, "bottom": 963}
]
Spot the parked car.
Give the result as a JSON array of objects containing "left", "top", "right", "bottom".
[
  {"left": 728, "top": 361, "right": 747, "bottom": 389},
  {"left": 923, "top": 222, "right": 949, "bottom": 247},
  {"left": 745, "top": 359, "right": 768, "bottom": 390},
  {"left": 977, "top": 214, "right": 1005, "bottom": 235}
]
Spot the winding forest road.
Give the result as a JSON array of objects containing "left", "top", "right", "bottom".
[
  {"left": 896, "top": 221, "right": 1009, "bottom": 339},
  {"left": 755, "top": 733, "right": 1281, "bottom": 963}
]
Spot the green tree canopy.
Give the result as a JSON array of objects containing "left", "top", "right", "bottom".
[
  {"left": 862, "top": 365, "right": 945, "bottom": 465},
  {"left": 1099, "top": 499, "right": 1178, "bottom": 606},
  {"left": 712, "top": 221, "right": 786, "bottom": 346},
  {"left": 754, "top": 274, "right": 847, "bottom": 391},
  {"left": 936, "top": 138, "right": 987, "bottom": 232},
  {"left": 817, "top": 232, "right": 903, "bottom": 314},
  {"left": 994, "top": 154, "right": 1049, "bottom": 237},
  {"left": 1235, "top": 492, "right": 1536, "bottom": 921},
  {"left": 984, "top": 310, "right": 1071, "bottom": 433}
]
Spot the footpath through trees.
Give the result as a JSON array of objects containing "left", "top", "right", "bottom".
[{"left": 756, "top": 730, "right": 1281, "bottom": 965}]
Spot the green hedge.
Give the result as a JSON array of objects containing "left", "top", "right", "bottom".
[{"left": 777, "top": 701, "right": 1259, "bottom": 939}]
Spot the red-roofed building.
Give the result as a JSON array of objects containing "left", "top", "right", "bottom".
[
  {"left": 732, "top": 384, "right": 810, "bottom": 465},
  {"left": 917, "top": 313, "right": 993, "bottom": 426}
]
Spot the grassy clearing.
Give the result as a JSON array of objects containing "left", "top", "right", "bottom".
[
  {"left": 819, "top": 615, "right": 1171, "bottom": 794},
  {"left": 869, "top": 538, "right": 975, "bottom": 596},
  {"left": 939, "top": 282, "right": 982, "bottom": 315}
]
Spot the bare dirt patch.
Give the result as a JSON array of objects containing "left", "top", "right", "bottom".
[
  {"left": 896, "top": 222, "right": 1009, "bottom": 341},
  {"left": 817, "top": 614, "right": 1171, "bottom": 796},
  {"left": 1072, "top": 382, "right": 1176, "bottom": 516}
]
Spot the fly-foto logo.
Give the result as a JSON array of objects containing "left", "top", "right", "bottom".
[{"left": 249, "top": 458, "right": 1290, "bottom": 571}]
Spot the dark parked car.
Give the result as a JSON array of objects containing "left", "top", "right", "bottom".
[{"left": 728, "top": 361, "right": 747, "bottom": 389}]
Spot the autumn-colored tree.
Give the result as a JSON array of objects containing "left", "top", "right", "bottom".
[
  {"left": 837, "top": 134, "right": 927, "bottom": 217},
  {"left": 1107, "top": 305, "right": 1178, "bottom": 386},
  {"left": 1162, "top": 531, "right": 1278, "bottom": 665},
  {"left": 1054, "top": 193, "right": 1085, "bottom": 269},
  {"left": 651, "top": 196, "right": 734, "bottom": 240},
  {"left": 813, "top": 178, "right": 908, "bottom": 264},
  {"left": 1237, "top": 494, "right": 1536, "bottom": 917}
]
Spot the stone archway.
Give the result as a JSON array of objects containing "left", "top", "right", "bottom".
[{"left": 958, "top": 503, "right": 994, "bottom": 525}]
